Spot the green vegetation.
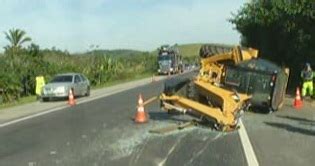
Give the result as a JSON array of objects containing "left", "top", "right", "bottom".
[
  {"left": 0, "top": 95, "right": 37, "bottom": 110},
  {"left": 0, "top": 28, "right": 206, "bottom": 107},
  {"left": 230, "top": 0, "right": 315, "bottom": 88},
  {"left": 0, "top": 28, "right": 157, "bottom": 105}
]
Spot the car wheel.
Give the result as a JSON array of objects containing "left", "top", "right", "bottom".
[
  {"left": 41, "top": 97, "right": 49, "bottom": 102},
  {"left": 85, "top": 86, "right": 90, "bottom": 96}
]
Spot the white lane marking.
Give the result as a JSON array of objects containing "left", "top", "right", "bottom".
[
  {"left": 238, "top": 119, "right": 259, "bottom": 166},
  {"left": 0, "top": 105, "right": 68, "bottom": 128},
  {"left": 0, "top": 77, "right": 164, "bottom": 128},
  {"left": 0, "top": 88, "right": 128, "bottom": 128}
]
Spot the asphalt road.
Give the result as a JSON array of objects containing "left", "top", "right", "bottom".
[
  {"left": 0, "top": 72, "right": 247, "bottom": 166},
  {"left": 1, "top": 71, "right": 314, "bottom": 166},
  {"left": 243, "top": 98, "right": 315, "bottom": 166}
]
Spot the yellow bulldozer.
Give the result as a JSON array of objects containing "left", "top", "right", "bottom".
[{"left": 160, "top": 44, "right": 289, "bottom": 131}]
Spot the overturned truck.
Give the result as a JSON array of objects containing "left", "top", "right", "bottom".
[{"left": 160, "top": 44, "right": 289, "bottom": 131}]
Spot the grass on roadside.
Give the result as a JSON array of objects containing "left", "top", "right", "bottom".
[{"left": 0, "top": 95, "right": 37, "bottom": 110}]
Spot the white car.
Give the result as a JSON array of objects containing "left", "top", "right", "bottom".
[{"left": 41, "top": 73, "right": 90, "bottom": 101}]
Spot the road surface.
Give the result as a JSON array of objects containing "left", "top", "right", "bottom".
[{"left": 0, "top": 71, "right": 314, "bottom": 166}]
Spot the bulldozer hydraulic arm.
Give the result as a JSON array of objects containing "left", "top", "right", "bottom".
[
  {"left": 160, "top": 76, "right": 251, "bottom": 131},
  {"left": 160, "top": 94, "right": 234, "bottom": 126},
  {"left": 193, "top": 80, "right": 251, "bottom": 114}
]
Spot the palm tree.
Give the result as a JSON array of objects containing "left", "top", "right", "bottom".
[
  {"left": 28, "top": 43, "right": 40, "bottom": 57},
  {"left": 4, "top": 28, "right": 31, "bottom": 55}
]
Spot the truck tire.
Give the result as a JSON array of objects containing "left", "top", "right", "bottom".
[
  {"left": 199, "top": 45, "right": 233, "bottom": 58},
  {"left": 199, "top": 45, "right": 210, "bottom": 58},
  {"left": 41, "top": 97, "right": 49, "bottom": 102}
]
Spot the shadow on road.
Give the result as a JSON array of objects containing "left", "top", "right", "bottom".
[
  {"left": 276, "top": 115, "right": 315, "bottom": 124},
  {"left": 249, "top": 106, "right": 272, "bottom": 114},
  {"left": 264, "top": 122, "right": 315, "bottom": 136}
]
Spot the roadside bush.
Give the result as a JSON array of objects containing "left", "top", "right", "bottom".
[{"left": 0, "top": 48, "right": 157, "bottom": 104}]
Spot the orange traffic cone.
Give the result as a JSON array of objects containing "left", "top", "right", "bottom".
[
  {"left": 134, "top": 94, "right": 148, "bottom": 123},
  {"left": 68, "top": 89, "right": 76, "bottom": 106},
  {"left": 293, "top": 87, "right": 302, "bottom": 109}
]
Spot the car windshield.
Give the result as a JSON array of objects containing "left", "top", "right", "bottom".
[{"left": 50, "top": 75, "right": 73, "bottom": 83}]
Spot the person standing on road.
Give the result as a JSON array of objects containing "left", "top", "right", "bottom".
[
  {"left": 301, "top": 63, "right": 314, "bottom": 99},
  {"left": 35, "top": 75, "right": 45, "bottom": 99}
]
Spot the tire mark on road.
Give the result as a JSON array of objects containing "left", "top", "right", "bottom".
[
  {"left": 129, "top": 137, "right": 149, "bottom": 166},
  {"left": 184, "top": 132, "right": 222, "bottom": 166},
  {"left": 157, "top": 133, "right": 187, "bottom": 166}
]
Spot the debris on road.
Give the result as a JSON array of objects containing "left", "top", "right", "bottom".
[
  {"left": 81, "top": 134, "right": 87, "bottom": 139},
  {"left": 50, "top": 151, "right": 57, "bottom": 155},
  {"left": 149, "top": 120, "right": 197, "bottom": 134}
]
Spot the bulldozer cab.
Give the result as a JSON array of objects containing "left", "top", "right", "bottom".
[{"left": 224, "top": 59, "right": 289, "bottom": 111}]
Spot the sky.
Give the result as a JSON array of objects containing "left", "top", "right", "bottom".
[{"left": 0, "top": 0, "right": 246, "bottom": 53}]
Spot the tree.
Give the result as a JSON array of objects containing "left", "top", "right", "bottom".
[
  {"left": 229, "top": 0, "right": 315, "bottom": 88},
  {"left": 4, "top": 28, "right": 31, "bottom": 56},
  {"left": 28, "top": 43, "right": 40, "bottom": 57}
]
